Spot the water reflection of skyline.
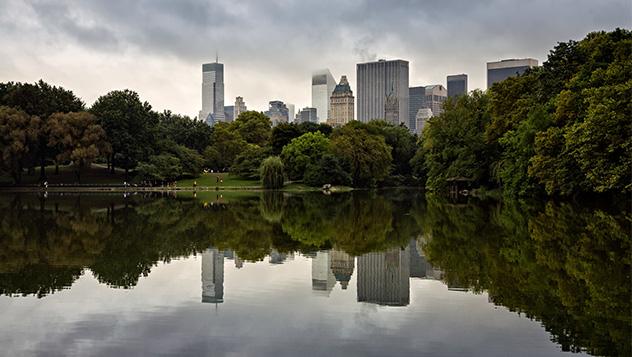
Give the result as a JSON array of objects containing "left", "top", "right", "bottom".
[{"left": 201, "top": 238, "right": 448, "bottom": 307}]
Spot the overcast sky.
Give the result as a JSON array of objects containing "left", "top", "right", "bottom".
[{"left": 0, "top": 0, "right": 629, "bottom": 116}]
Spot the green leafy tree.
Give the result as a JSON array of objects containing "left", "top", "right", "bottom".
[
  {"left": 156, "top": 110, "right": 212, "bottom": 152},
  {"left": 270, "top": 122, "right": 302, "bottom": 155},
  {"left": 303, "top": 154, "right": 351, "bottom": 187},
  {"left": 280, "top": 131, "right": 330, "bottom": 181},
  {"left": 0, "top": 106, "right": 41, "bottom": 183},
  {"left": 232, "top": 144, "right": 271, "bottom": 179},
  {"left": 137, "top": 154, "right": 182, "bottom": 183},
  {"left": 260, "top": 156, "right": 284, "bottom": 189},
  {"left": 90, "top": 90, "right": 157, "bottom": 177},
  {"left": 366, "top": 120, "right": 417, "bottom": 176},
  {"left": 47, "top": 112, "right": 111, "bottom": 183},
  {"left": 422, "top": 90, "right": 493, "bottom": 191},
  {"left": 203, "top": 122, "right": 247, "bottom": 171},
  {"left": 231, "top": 111, "right": 272, "bottom": 146},
  {"left": 330, "top": 124, "right": 392, "bottom": 187}
]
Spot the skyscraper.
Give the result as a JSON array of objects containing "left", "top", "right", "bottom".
[
  {"left": 423, "top": 85, "right": 447, "bottom": 117},
  {"left": 357, "top": 59, "right": 409, "bottom": 125},
  {"left": 199, "top": 61, "right": 225, "bottom": 125},
  {"left": 265, "top": 100, "right": 289, "bottom": 126},
  {"left": 408, "top": 86, "right": 425, "bottom": 132},
  {"left": 357, "top": 246, "right": 410, "bottom": 306},
  {"left": 234, "top": 96, "right": 247, "bottom": 119},
  {"left": 311, "top": 69, "right": 336, "bottom": 123},
  {"left": 224, "top": 105, "right": 234, "bottom": 122},
  {"left": 447, "top": 74, "right": 468, "bottom": 98},
  {"left": 287, "top": 103, "right": 295, "bottom": 123},
  {"left": 415, "top": 108, "right": 433, "bottom": 135},
  {"left": 327, "top": 75, "right": 354, "bottom": 127},
  {"left": 487, "top": 58, "right": 538, "bottom": 88},
  {"left": 296, "top": 107, "right": 318, "bottom": 123},
  {"left": 201, "top": 248, "right": 224, "bottom": 303}
]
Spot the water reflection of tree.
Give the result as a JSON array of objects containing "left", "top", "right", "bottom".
[
  {"left": 420, "top": 197, "right": 631, "bottom": 357},
  {"left": 0, "top": 192, "right": 628, "bottom": 356}
]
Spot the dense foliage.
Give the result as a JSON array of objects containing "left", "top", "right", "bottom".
[{"left": 418, "top": 29, "right": 631, "bottom": 198}]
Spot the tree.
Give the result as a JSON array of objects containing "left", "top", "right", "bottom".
[
  {"left": 47, "top": 112, "right": 111, "bottom": 183},
  {"left": 231, "top": 111, "right": 272, "bottom": 146},
  {"left": 270, "top": 122, "right": 302, "bottom": 155},
  {"left": 330, "top": 124, "right": 392, "bottom": 187},
  {"left": 422, "top": 90, "right": 493, "bottom": 191},
  {"left": 0, "top": 106, "right": 41, "bottom": 183},
  {"left": 303, "top": 154, "right": 351, "bottom": 187},
  {"left": 0, "top": 80, "right": 84, "bottom": 179},
  {"left": 90, "top": 90, "right": 157, "bottom": 177},
  {"left": 232, "top": 144, "right": 271, "bottom": 179},
  {"left": 280, "top": 131, "right": 330, "bottom": 181},
  {"left": 203, "top": 122, "right": 247, "bottom": 171},
  {"left": 366, "top": 120, "right": 418, "bottom": 176},
  {"left": 156, "top": 110, "right": 212, "bottom": 152},
  {"left": 170, "top": 144, "right": 204, "bottom": 178},
  {"left": 260, "top": 156, "right": 284, "bottom": 189},
  {"left": 136, "top": 154, "right": 182, "bottom": 183}
]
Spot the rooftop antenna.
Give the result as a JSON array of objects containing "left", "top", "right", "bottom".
[{"left": 216, "top": 51, "right": 219, "bottom": 63}]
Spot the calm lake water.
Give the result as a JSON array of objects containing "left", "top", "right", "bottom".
[{"left": 0, "top": 190, "right": 629, "bottom": 357}]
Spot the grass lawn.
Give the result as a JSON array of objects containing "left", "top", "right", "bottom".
[
  {"left": 0, "top": 164, "right": 127, "bottom": 185},
  {"left": 178, "top": 173, "right": 261, "bottom": 188}
]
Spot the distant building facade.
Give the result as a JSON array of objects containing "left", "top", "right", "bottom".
[
  {"left": 423, "top": 85, "right": 447, "bottom": 117},
  {"left": 312, "top": 69, "right": 336, "bottom": 123},
  {"left": 447, "top": 74, "right": 468, "bottom": 98},
  {"left": 199, "top": 62, "right": 225, "bottom": 125},
  {"left": 408, "top": 86, "right": 425, "bottom": 132},
  {"left": 296, "top": 107, "right": 318, "bottom": 123},
  {"left": 224, "top": 105, "right": 234, "bottom": 122},
  {"left": 265, "top": 101, "right": 289, "bottom": 126},
  {"left": 415, "top": 108, "right": 433, "bottom": 135},
  {"left": 327, "top": 75, "right": 354, "bottom": 127},
  {"left": 487, "top": 58, "right": 538, "bottom": 88},
  {"left": 357, "top": 59, "right": 409, "bottom": 125},
  {"left": 234, "top": 96, "right": 247, "bottom": 119},
  {"left": 384, "top": 87, "right": 399, "bottom": 125}
]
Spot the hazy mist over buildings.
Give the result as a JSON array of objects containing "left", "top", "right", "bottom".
[{"left": 0, "top": 0, "right": 629, "bottom": 116}]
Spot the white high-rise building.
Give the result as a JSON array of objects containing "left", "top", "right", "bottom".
[
  {"left": 311, "top": 69, "right": 336, "bottom": 123},
  {"left": 199, "top": 61, "right": 225, "bottom": 125},
  {"left": 287, "top": 103, "right": 295, "bottom": 123}
]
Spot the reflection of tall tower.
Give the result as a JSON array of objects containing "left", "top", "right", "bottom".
[
  {"left": 201, "top": 248, "right": 224, "bottom": 303},
  {"left": 311, "top": 251, "right": 336, "bottom": 295},
  {"left": 409, "top": 239, "right": 426, "bottom": 278},
  {"left": 357, "top": 246, "right": 410, "bottom": 306},
  {"left": 330, "top": 250, "right": 355, "bottom": 290}
]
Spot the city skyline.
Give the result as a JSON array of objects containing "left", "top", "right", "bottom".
[{"left": 0, "top": 1, "right": 628, "bottom": 117}]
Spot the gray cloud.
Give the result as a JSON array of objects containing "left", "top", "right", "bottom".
[{"left": 0, "top": 0, "right": 629, "bottom": 114}]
